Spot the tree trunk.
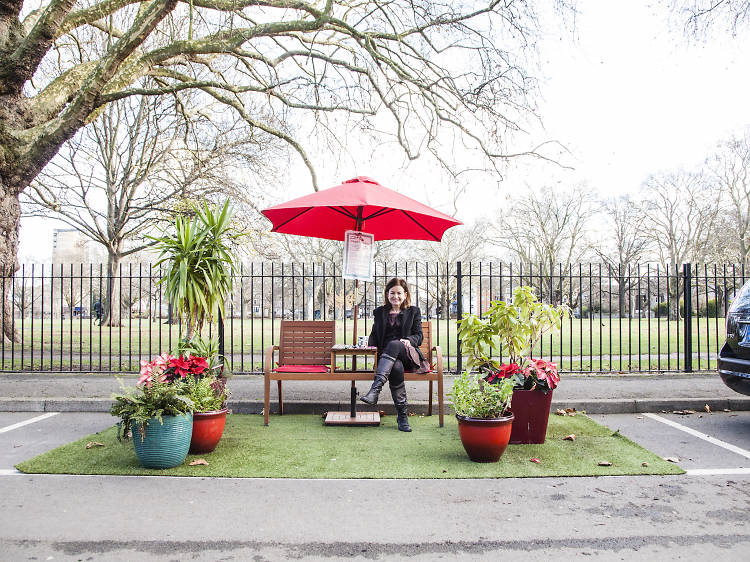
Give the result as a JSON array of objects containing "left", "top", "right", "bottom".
[
  {"left": 0, "top": 181, "right": 20, "bottom": 343},
  {"left": 101, "top": 251, "right": 122, "bottom": 326}
]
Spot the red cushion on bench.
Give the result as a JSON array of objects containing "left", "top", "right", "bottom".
[{"left": 274, "top": 364, "right": 330, "bottom": 373}]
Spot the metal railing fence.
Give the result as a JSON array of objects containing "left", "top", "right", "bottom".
[{"left": 1, "top": 262, "right": 746, "bottom": 374}]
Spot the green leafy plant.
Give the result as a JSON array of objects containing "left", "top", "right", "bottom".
[
  {"left": 183, "top": 375, "right": 229, "bottom": 412},
  {"left": 110, "top": 378, "right": 193, "bottom": 442},
  {"left": 152, "top": 200, "right": 239, "bottom": 340},
  {"left": 175, "top": 335, "right": 222, "bottom": 369},
  {"left": 449, "top": 370, "right": 514, "bottom": 419},
  {"left": 457, "top": 285, "right": 569, "bottom": 385}
]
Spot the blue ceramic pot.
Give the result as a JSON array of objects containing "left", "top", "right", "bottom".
[{"left": 131, "top": 413, "right": 193, "bottom": 469}]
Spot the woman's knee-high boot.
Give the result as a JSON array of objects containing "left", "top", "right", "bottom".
[
  {"left": 391, "top": 382, "right": 412, "bottom": 432},
  {"left": 360, "top": 354, "right": 396, "bottom": 405}
]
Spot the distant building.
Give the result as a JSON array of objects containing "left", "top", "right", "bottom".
[{"left": 52, "top": 229, "right": 107, "bottom": 265}]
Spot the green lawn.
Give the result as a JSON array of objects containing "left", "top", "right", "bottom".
[{"left": 0, "top": 316, "right": 725, "bottom": 373}]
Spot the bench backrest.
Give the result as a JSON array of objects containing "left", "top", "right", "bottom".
[
  {"left": 419, "top": 321, "right": 433, "bottom": 366},
  {"left": 278, "top": 320, "right": 335, "bottom": 366}
]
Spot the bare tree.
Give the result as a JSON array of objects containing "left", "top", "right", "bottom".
[
  {"left": 593, "top": 196, "right": 652, "bottom": 317},
  {"left": 24, "top": 92, "right": 271, "bottom": 326},
  {"left": 673, "top": 0, "right": 750, "bottom": 34},
  {"left": 488, "top": 184, "right": 598, "bottom": 307},
  {"left": 0, "top": 0, "right": 562, "bottom": 343},
  {"left": 707, "top": 130, "right": 750, "bottom": 264},
  {"left": 408, "top": 221, "right": 489, "bottom": 317},
  {"left": 640, "top": 170, "right": 721, "bottom": 318}
]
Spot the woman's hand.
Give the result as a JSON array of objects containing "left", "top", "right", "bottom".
[{"left": 400, "top": 338, "right": 410, "bottom": 346}]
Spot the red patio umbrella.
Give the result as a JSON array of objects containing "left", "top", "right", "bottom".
[
  {"left": 262, "top": 175, "right": 462, "bottom": 340},
  {"left": 261, "top": 176, "right": 462, "bottom": 242}
]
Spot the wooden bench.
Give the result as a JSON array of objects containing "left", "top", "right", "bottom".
[{"left": 264, "top": 320, "right": 444, "bottom": 426}]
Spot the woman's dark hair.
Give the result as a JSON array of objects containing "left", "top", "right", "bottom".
[{"left": 384, "top": 277, "right": 411, "bottom": 309}]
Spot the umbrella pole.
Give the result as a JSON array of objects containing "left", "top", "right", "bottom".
[{"left": 351, "top": 279, "right": 359, "bottom": 417}]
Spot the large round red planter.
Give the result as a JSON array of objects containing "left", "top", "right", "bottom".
[
  {"left": 190, "top": 408, "right": 228, "bottom": 454},
  {"left": 456, "top": 413, "right": 514, "bottom": 463},
  {"left": 509, "top": 389, "right": 553, "bottom": 444}
]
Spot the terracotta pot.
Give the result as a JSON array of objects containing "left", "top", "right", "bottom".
[
  {"left": 190, "top": 408, "right": 228, "bottom": 454},
  {"left": 509, "top": 389, "right": 554, "bottom": 444},
  {"left": 455, "top": 413, "right": 514, "bottom": 463}
]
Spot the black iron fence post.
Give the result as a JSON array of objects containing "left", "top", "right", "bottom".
[
  {"left": 218, "top": 308, "right": 225, "bottom": 367},
  {"left": 456, "top": 261, "right": 463, "bottom": 373},
  {"left": 683, "top": 263, "right": 693, "bottom": 373}
]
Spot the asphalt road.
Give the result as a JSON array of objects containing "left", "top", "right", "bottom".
[{"left": 0, "top": 411, "right": 748, "bottom": 561}]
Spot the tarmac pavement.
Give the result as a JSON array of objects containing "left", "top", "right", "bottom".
[
  {"left": 1, "top": 374, "right": 750, "bottom": 560},
  {"left": 0, "top": 371, "right": 748, "bottom": 415}
]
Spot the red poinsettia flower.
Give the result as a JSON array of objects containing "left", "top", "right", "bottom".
[
  {"left": 186, "top": 355, "right": 209, "bottom": 376},
  {"left": 168, "top": 355, "right": 193, "bottom": 378}
]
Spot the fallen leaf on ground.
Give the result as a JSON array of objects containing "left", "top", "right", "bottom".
[
  {"left": 555, "top": 409, "right": 566, "bottom": 416},
  {"left": 530, "top": 458, "right": 541, "bottom": 464},
  {"left": 641, "top": 462, "right": 649, "bottom": 467},
  {"left": 85, "top": 441, "right": 105, "bottom": 449},
  {"left": 598, "top": 461, "right": 612, "bottom": 466},
  {"left": 379, "top": 410, "right": 386, "bottom": 416},
  {"left": 664, "top": 457, "right": 680, "bottom": 463},
  {"left": 189, "top": 459, "right": 209, "bottom": 466},
  {"left": 562, "top": 434, "right": 576, "bottom": 441},
  {"left": 705, "top": 404, "right": 711, "bottom": 413},
  {"left": 565, "top": 408, "right": 577, "bottom": 416},
  {"left": 672, "top": 410, "right": 696, "bottom": 415}
]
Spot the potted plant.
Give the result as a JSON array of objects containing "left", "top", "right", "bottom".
[
  {"left": 183, "top": 374, "right": 230, "bottom": 454},
  {"left": 458, "top": 285, "right": 569, "bottom": 444},
  {"left": 449, "top": 370, "right": 515, "bottom": 462},
  {"left": 110, "top": 375, "right": 193, "bottom": 469},
  {"left": 138, "top": 350, "right": 229, "bottom": 454}
]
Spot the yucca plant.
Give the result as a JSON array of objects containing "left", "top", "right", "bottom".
[{"left": 152, "top": 200, "right": 238, "bottom": 340}]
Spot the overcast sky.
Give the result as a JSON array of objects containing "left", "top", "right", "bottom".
[{"left": 21, "top": 0, "right": 750, "bottom": 261}]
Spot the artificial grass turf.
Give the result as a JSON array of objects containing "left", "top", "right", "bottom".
[{"left": 16, "top": 413, "right": 684, "bottom": 478}]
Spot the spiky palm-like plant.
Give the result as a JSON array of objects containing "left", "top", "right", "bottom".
[{"left": 153, "top": 200, "right": 238, "bottom": 341}]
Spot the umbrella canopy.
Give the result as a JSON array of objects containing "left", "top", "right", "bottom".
[{"left": 261, "top": 176, "right": 462, "bottom": 241}]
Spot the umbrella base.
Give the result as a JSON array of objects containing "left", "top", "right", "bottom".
[{"left": 324, "top": 411, "right": 381, "bottom": 426}]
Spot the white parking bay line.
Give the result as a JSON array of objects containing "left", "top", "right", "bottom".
[
  {"left": 0, "top": 412, "right": 59, "bottom": 434},
  {"left": 644, "top": 413, "right": 750, "bottom": 459},
  {"left": 0, "top": 469, "right": 21, "bottom": 476},
  {"left": 686, "top": 468, "right": 750, "bottom": 476}
]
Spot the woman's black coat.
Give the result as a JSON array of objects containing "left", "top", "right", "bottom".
[{"left": 367, "top": 305, "right": 424, "bottom": 361}]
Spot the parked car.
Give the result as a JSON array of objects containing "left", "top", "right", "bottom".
[{"left": 718, "top": 279, "right": 750, "bottom": 396}]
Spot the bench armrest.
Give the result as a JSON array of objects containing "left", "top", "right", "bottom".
[
  {"left": 432, "top": 345, "right": 443, "bottom": 374},
  {"left": 264, "top": 345, "right": 279, "bottom": 374}
]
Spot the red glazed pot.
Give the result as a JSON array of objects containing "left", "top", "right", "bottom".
[
  {"left": 456, "top": 413, "right": 514, "bottom": 463},
  {"left": 509, "top": 389, "right": 554, "bottom": 444},
  {"left": 189, "top": 408, "right": 228, "bottom": 454}
]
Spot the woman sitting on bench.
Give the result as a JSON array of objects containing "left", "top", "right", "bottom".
[{"left": 360, "top": 277, "right": 425, "bottom": 432}]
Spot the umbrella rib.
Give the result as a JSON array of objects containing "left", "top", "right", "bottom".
[
  {"left": 272, "top": 207, "right": 314, "bottom": 231},
  {"left": 399, "top": 210, "right": 441, "bottom": 241},
  {"left": 330, "top": 207, "right": 357, "bottom": 220},
  {"left": 363, "top": 208, "right": 395, "bottom": 221}
]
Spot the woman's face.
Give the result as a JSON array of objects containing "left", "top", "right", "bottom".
[{"left": 387, "top": 285, "right": 406, "bottom": 309}]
